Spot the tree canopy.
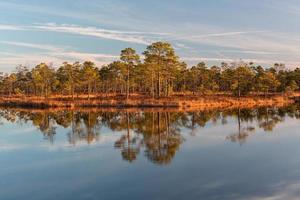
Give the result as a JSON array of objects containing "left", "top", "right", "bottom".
[{"left": 1, "top": 42, "right": 299, "bottom": 98}]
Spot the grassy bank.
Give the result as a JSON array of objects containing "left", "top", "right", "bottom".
[{"left": 0, "top": 94, "right": 296, "bottom": 110}]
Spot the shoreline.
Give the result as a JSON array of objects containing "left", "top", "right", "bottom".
[{"left": 0, "top": 94, "right": 296, "bottom": 111}]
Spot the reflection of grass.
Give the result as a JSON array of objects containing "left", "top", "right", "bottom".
[{"left": 0, "top": 93, "right": 294, "bottom": 110}]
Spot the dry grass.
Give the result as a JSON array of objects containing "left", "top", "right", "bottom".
[{"left": 0, "top": 93, "right": 296, "bottom": 110}]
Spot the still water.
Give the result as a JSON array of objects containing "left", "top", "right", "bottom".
[{"left": 1, "top": 106, "right": 300, "bottom": 200}]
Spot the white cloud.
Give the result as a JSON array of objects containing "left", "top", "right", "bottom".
[
  {"left": 57, "top": 51, "right": 118, "bottom": 59},
  {"left": 0, "top": 53, "right": 66, "bottom": 67},
  {"left": 0, "top": 50, "right": 119, "bottom": 70},
  {"left": 2, "top": 23, "right": 300, "bottom": 68},
  {"left": 0, "top": 24, "right": 24, "bottom": 30},
  {"left": 0, "top": 41, "right": 65, "bottom": 52},
  {"left": 176, "top": 31, "right": 300, "bottom": 54},
  {"left": 0, "top": 23, "right": 295, "bottom": 55},
  {"left": 219, "top": 50, "right": 281, "bottom": 55},
  {"left": 0, "top": 39, "right": 119, "bottom": 69},
  {"left": 188, "top": 31, "right": 268, "bottom": 39},
  {"left": 0, "top": 1, "right": 144, "bottom": 28},
  {"left": 31, "top": 23, "right": 298, "bottom": 59},
  {"left": 50, "top": 51, "right": 119, "bottom": 66},
  {"left": 182, "top": 56, "right": 300, "bottom": 68},
  {"left": 31, "top": 23, "right": 164, "bottom": 45},
  {"left": 0, "top": 23, "right": 169, "bottom": 45}
]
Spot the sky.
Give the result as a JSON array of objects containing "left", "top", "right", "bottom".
[{"left": 1, "top": 0, "right": 300, "bottom": 71}]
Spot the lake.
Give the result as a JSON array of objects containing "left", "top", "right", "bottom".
[{"left": 1, "top": 106, "right": 300, "bottom": 200}]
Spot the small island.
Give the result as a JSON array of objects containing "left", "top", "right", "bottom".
[{"left": 0, "top": 42, "right": 299, "bottom": 110}]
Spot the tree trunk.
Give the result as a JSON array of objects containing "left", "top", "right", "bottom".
[
  {"left": 166, "top": 79, "right": 169, "bottom": 97},
  {"left": 71, "top": 83, "right": 74, "bottom": 101},
  {"left": 88, "top": 82, "right": 91, "bottom": 100},
  {"left": 157, "top": 72, "right": 161, "bottom": 98},
  {"left": 45, "top": 84, "right": 48, "bottom": 100},
  {"left": 151, "top": 72, "right": 155, "bottom": 99},
  {"left": 126, "top": 112, "right": 130, "bottom": 145},
  {"left": 126, "top": 67, "right": 130, "bottom": 99}
]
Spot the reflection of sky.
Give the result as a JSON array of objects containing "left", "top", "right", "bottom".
[{"left": 1, "top": 113, "right": 300, "bottom": 199}]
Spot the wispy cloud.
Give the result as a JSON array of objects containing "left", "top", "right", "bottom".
[
  {"left": 0, "top": 23, "right": 170, "bottom": 45},
  {"left": 50, "top": 51, "right": 119, "bottom": 65},
  {"left": 0, "top": 53, "right": 65, "bottom": 66},
  {"left": 31, "top": 23, "right": 168, "bottom": 45},
  {"left": 0, "top": 49, "right": 119, "bottom": 70},
  {"left": 188, "top": 31, "right": 267, "bottom": 39},
  {"left": 176, "top": 30, "right": 300, "bottom": 61},
  {"left": 0, "top": 23, "right": 286, "bottom": 53},
  {"left": 2, "top": 0, "right": 300, "bottom": 70},
  {"left": 0, "top": 41, "right": 65, "bottom": 52},
  {"left": 57, "top": 52, "right": 118, "bottom": 59},
  {"left": 0, "top": 1, "right": 145, "bottom": 28},
  {"left": 0, "top": 24, "right": 24, "bottom": 30},
  {"left": 0, "top": 39, "right": 119, "bottom": 68},
  {"left": 2, "top": 22, "right": 300, "bottom": 69},
  {"left": 219, "top": 50, "right": 281, "bottom": 55},
  {"left": 182, "top": 56, "right": 300, "bottom": 68}
]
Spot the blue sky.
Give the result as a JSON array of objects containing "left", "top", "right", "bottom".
[{"left": 1, "top": 0, "right": 300, "bottom": 71}]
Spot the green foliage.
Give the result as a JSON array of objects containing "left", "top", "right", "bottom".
[
  {"left": 57, "top": 62, "right": 81, "bottom": 97},
  {"left": 143, "top": 42, "right": 180, "bottom": 97},
  {"left": 120, "top": 48, "right": 140, "bottom": 99},
  {"left": 231, "top": 65, "right": 255, "bottom": 96},
  {"left": 32, "top": 63, "right": 56, "bottom": 98},
  {"left": 81, "top": 61, "right": 99, "bottom": 99},
  {"left": 1, "top": 41, "right": 299, "bottom": 98}
]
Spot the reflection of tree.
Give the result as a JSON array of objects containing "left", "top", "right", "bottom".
[
  {"left": 67, "top": 111, "right": 101, "bottom": 145},
  {"left": 142, "top": 112, "right": 183, "bottom": 165},
  {"left": 225, "top": 106, "right": 294, "bottom": 144},
  {"left": 257, "top": 107, "right": 284, "bottom": 132},
  {"left": 185, "top": 111, "right": 221, "bottom": 135},
  {"left": 1, "top": 105, "right": 300, "bottom": 164},
  {"left": 188, "top": 112, "right": 197, "bottom": 136},
  {"left": 113, "top": 112, "right": 184, "bottom": 164},
  {"left": 0, "top": 110, "right": 17, "bottom": 123},
  {"left": 31, "top": 112, "right": 56, "bottom": 143},
  {"left": 114, "top": 112, "right": 141, "bottom": 162},
  {"left": 82, "top": 111, "right": 101, "bottom": 143},
  {"left": 283, "top": 104, "right": 300, "bottom": 119},
  {"left": 54, "top": 111, "right": 72, "bottom": 128},
  {"left": 226, "top": 108, "right": 255, "bottom": 145}
]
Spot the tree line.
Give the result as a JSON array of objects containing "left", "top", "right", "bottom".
[{"left": 1, "top": 41, "right": 300, "bottom": 99}]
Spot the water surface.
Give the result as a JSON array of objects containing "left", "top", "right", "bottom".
[{"left": 1, "top": 106, "right": 300, "bottom": 200}]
